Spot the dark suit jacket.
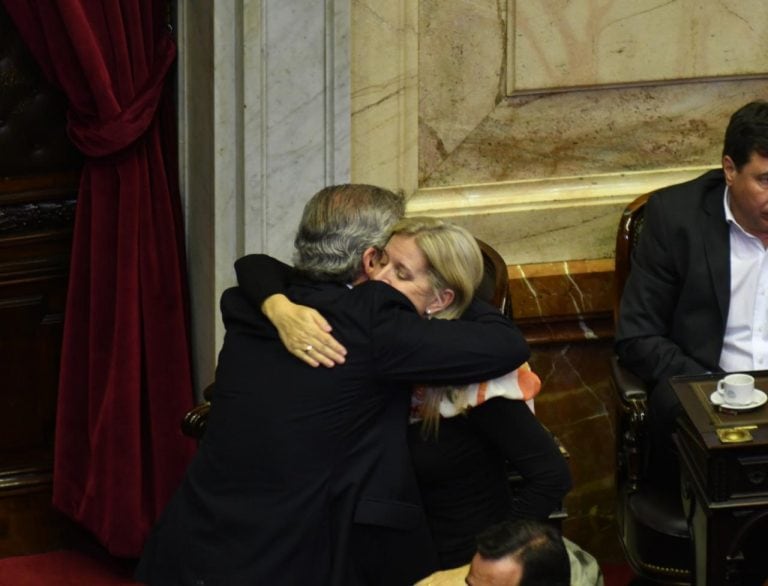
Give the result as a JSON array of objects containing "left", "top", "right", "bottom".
[
  {"left": 615, "top": 169, "right": 730, "bottom": 388},
  {"left": 136, "top": 278, "right": 529, "bottom": 586}
]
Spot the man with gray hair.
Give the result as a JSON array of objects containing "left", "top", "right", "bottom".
[{"left": 137, "top": 183, "right": 530, "bottom": 585}]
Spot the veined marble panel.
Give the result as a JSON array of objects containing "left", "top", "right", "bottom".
[
  {"left": 409, "top": 166, "right": 709, "bottom": 263},
  {"left": 509, "top": 259, "right": 613, "bottom": 321},
  {"left": 506, "top": 262, "right": 620, "bottom": 560},
  {"left": 531, "top": 340, "right": 623, "bottom": 562},
  {"left": 413, "top": 76, "right": 768, "bottom": 262},
  {"left": 350, "top": 0, "right": 418, "bottom": 192},
  {"left": 419, "top": 0, "right": 502, "bottom": 182},
  {"left": 355, "top": 1, "right": 768, "bottom": 267},
  {"left": 243, "top": 0, "right": 348, "bottom": 264},
  {"left": 181, "top": 0, "right": 351, "bottom": 390},
  {"left": 396, "top": 2, "right": 768, "bottom": 264},
  {"left": 509, "top": 0, "right": 768, "bottom": 92},
  {"left": 420, "top": 79, "right": 768, "bottom": 187}
]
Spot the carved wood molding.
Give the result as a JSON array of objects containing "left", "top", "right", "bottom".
[
  {"left": 0, "top": 198, "right": 76, "bottom": 235},
  {"left": 0, "top": 465, "right": 52, "bottom": 496},
  {"left": 519, "top": 311, "right": 614, "bottom": 345}
]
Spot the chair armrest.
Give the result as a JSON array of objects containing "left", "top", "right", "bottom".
[
  {"left": 181, "top": 401, "right": 211, "bottom": 440},
  {"left": 610, "top": 355, "right": 650, "bottom": 489},
  {"left": 552, "top": 432, "right": 570, "bottom": 459},
  {"left": 610, "top": 355, "right": 648, "bottom": 402},
  {"left": 203, "top": 382, "right": 215, "bottom": 401}
]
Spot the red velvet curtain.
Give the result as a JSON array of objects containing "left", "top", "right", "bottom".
[{"left": 2, "top": 0, "right": 196, "bottom": 557}]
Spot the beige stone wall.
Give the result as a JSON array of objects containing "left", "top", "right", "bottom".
[
  {"left": 351, "top": 0, "right": 768, "bottom": 264},
  {"left": 510, "top": 0, "right": 768, "bottom": 91}
]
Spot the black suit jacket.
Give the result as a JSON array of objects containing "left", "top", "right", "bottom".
[
  {"left": 615, "top": 169, "right": 730, "bottom": 388},
  {"left": 136, "top": 279, "right": 529, "bottom": 585}
]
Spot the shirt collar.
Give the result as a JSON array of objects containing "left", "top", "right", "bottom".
[
  {"left": 725, "top": 186, "right": 763, "bottom": 243},
  {"left": 724, "top": 185, "right": 736, "bottom": 224}
]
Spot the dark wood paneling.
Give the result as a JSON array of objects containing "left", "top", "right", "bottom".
[
  {"left": 0, "top": 2, "right": 81, "bottom": 557},
  {"left": 0, "top": 179, "right": 76, "bottom": 556},
  {"left": 0, "top": 7, "right": 82, "bottom": 177},
  {"left": 0, "top": 489, "right": 64, "bottom": 557}
]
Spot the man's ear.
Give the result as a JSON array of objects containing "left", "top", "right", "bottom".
[
  {"left": 361, "top": 247, "right": 378, "bottom": 279},
  {"left": 427, "top": 288, "right": 455, "bottom": 315},
  {"left": 723, "top": 155, "right": 736, "bottom": 186}
]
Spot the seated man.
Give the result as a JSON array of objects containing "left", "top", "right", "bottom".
[
  {"left": 466, "top": 519, "right": 570, "bottom": 586},
  {"left": 615, "top": 100, "right": 768, "bottom": 480}
]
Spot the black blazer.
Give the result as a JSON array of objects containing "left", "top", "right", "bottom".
[
  {"left": 615, "top": 169, "right": 730, "bottom": 388},
  {"left": 136, "top": 279, "right": 529, "bottom": 585}
]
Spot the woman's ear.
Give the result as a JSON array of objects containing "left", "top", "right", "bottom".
[{"left": 427, "top": 288, "right": 455, "bottom": 315}]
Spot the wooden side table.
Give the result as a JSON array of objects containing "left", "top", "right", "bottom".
[{"left": 671, "top": 373, "right": 768, "bottom": 585}]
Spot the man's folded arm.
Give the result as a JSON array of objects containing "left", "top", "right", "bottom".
[{"left": 616, "top": 336, "right": 710, "bottom": 388}]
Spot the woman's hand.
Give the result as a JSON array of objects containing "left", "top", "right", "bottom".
[{"left": 262, "top": 294, "right": 347, "bottom": 367}]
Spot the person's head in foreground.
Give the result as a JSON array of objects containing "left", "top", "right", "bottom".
[
  {"left": 465, "top": 519, "right": 570, "bottom": 586},
  {"left": 293, "top": 183, "right": 405, "bottom": 284},
  {"left": 721, "top": 100, "right": 768, "bottom": 241},
  {"left": 368, "top": 216, "right": 484, "bottom": 319}
]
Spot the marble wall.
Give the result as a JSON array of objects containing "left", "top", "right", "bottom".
[
  {"left": 510, "top": 0, "right": 768, "bottom": 91},
  {"left": 509, "top": 259, "right": 620, "bottom": 558},
  {"left": 352, "top": 0, "right": 768, "bottom": 265},
  {"left": 350, "top": 0, "right": 418, "bottom": 190},
  {"left": 179, "top": 0, "right": 351, "bottom": 388},
  {"left": 532, "top": 340, "right": 621, "bottom": 560}
]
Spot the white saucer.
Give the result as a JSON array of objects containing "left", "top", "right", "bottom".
[{"left": 710, "top": 389, "right": 768, "bottom": 411}]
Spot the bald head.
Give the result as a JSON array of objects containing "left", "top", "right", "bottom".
[
  {"left": 466, "top": 520, "right": 570, "bottom": 586},
  {"left": 465, "top": 552, "right": 523, "bottom": 586}
]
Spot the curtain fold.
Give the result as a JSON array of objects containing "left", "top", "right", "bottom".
[{"left": 2, "top": 0, "right": 196, "bottom": 557}]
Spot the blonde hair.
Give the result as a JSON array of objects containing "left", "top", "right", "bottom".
[
  {"left": 389, "top": 217, "right": 485, "bottom": 432},
  {"left": 389, "top": 217, "right": 483, "bottom": 319}
]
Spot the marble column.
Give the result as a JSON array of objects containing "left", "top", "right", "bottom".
[{"left": 177, "top": 0, "right": 350, "bottom": 393}]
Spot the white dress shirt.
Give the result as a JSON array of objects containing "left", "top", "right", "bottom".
[{"left": 720, "top": 187, "right": 768, "bottom": 371}]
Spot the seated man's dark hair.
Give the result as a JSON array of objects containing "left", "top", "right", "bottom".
[
  {"left": 475, "top": 519, "right": 570, "bottom": 586},
  {"left": 723, "top": 100, "right": 768, "bottom": 169}
]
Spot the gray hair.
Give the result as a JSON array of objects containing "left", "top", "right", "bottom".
[{"left": 293, "top": 184, "right": 406, "bottom": 283}]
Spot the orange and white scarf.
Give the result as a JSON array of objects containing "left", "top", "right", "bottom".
[{"left": 410, "top": 362, "right": 541, "bottom": 422}]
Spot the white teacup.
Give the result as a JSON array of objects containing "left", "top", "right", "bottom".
[{"left": 716, "top": 373, "right": 755, "bottom": 406}]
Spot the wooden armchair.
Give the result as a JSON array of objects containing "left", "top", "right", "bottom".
[
  {"left": 611, "top": 193, "right": 693, "bottom": 584},
  {"left": 181, "top": 382, "right": 213, "bottom": 440},
  {"left": 476, "top": 239, "right": 513, "bottom": 320}
]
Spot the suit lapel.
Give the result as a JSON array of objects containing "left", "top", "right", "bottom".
[{"left": 701, "top": 173, "right": 730, "bottom": 324}]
